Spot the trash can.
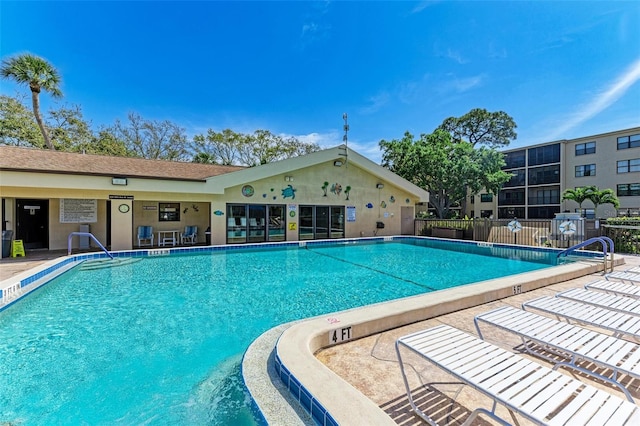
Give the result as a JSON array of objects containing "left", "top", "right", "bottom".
[
  {"left": 2, "top": 230, "right": 13, "bottom": 258},
  {"left": 205, "top": 227, "right": 211, "bottom": 245}
]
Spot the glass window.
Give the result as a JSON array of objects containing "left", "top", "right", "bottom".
[
  {"left": 528, "top": 165, "right": 560, "bottom": 185},
  {"left": 498, "top": 207, "right": 525, "bottom": 219},
  {"left": 299, "top": 205, "right": 345, "bottom": 240},
  {"left": 227, "top": 204, "right": 247, "bottom": 243},
  {"left": 159, "top": 203, "right": 180, "bottom": 222},
  {"left": 575, "top": 164, "right": 596, "bottom": 177},
  {"left": 503, "top": 169, "right": 526, "bottom": 187},
  {"left": 480, "top": 210, "right": 493, "bottom": 218},
  {"left": 268, "top": 205, "right": 286, "bottom": 242},
  {"left": 227, "top": 204, "right": 286, "bottom": 243},
  {"left": 470, "top": 195, "right": 475, "bottom": 204},
  {"left": 617, "top": 159, "right": 640, "bottom": 174},
  {"left": 528, "top": 187, "right": 559, "bottom": 205},
  {"left": 498, "top": 189, "right": 525, "bottom": 206},
  {"left": 480, "top": 193, "right": 493, "bottom": 202},
  {"left": 528, "top": 144, "right": 560, "bottom": 166},
  {"left": 299, "top": 206, "right": 314, "bottom": 240},
  {"left": 503, "top": 150, "right": 526, "bottom": 169},
  {"left": 575, "top": 142, "right": 595, "bottom": 156},
  {"left": 617, "top": 134, "right": 640, "bottom": 150},
  {"left": 528, "top": 206, "right": 560, "bottom": 219},
  {"left": 618, "top": 183, "right": 640, "bottom": 196}
]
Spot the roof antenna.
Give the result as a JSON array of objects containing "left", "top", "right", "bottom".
[{"left": 341, "top": 113, "right": 349, "bottom": 167}]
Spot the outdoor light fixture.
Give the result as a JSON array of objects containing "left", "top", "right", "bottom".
[
  {"left": 284, "top": 176, "right": 294, "bottom": 182},
  {"left": 376, "top": 183, "right": 384, "bottom": 189},
  {"left": 333, "top": 160, "right": 343, "bottom": 167},
  {"left": 112, "top": 177, "right": 127, "bottom": 186}
]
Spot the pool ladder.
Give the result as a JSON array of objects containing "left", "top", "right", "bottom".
[
  {"left": 557, "top": 236, "right": 614, "bottom": 273},
  {"left": 67, "top": 232, "right": 113, "bottom": 259}
]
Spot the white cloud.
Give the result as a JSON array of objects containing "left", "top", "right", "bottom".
[
  {"left": 545, "top": 58, "right": 640, "bottom": 140},
  {"left": 359, "top": 91, "right": 391, "bottom": 115},
  {"left": 446, "top": 48, "right": 468, "bottom": 64}
]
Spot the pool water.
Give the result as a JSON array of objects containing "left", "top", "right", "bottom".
[{"left": 0, "top": 240, "right": 554, "bottom": 424}]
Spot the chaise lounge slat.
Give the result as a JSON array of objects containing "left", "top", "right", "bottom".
[
  {"left": 396, "top": 324, "right": 640, "bottom": 425},
  {"left": 523, "top": 295, "right": 640, "bottom": 340},
  {"left": 558, "top": 288, "right": 640, "bottom": 316},
  {"left": 586, "top": 279, "right": 640, "bottom": 299},
  {"left": 475, "top": 306, "right": 640, "bottom": 402},
  {"left": 606, "top": 271, "right": 640, "bottom": 284}
]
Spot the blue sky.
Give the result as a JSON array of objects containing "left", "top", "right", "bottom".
[{"left": 1, "top": 1, "right": 639, "bottom": 163}]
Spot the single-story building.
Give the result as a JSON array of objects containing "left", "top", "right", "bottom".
[{"left": 0, "top": 144, "right": 429, "bottom": 257}]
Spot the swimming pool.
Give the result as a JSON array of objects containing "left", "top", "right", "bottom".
[{"left": 0, "top": 238, "right": 571, "bottom": 424}]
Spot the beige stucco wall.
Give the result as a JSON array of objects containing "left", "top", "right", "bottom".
[
  {"left": 209, "top": 162, "right": 419, "bottom": 245},
  {"left": 1, "top": 158, "right": 423, "bottom": 250}
]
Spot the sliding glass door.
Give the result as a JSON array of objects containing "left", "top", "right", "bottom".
[
  {"left": 227, "top": 203, "right": 285, "bottom": 244},
  {"left": 298, "top": 205, "right": 344, "bottom": 240}
]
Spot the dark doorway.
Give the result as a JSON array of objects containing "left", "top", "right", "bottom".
[{"left": 16, "top": 199, "right": 49, "bottom": 249}]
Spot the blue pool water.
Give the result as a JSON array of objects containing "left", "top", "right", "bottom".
[{"left": 0, "top": 239, "right": 557, "bottom": 425}]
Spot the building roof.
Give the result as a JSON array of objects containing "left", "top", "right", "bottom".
[{"left": 0, "top": 145, "right": 244, "bottom": 181}]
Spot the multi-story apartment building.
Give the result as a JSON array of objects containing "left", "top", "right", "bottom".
[{"left": 468, "top": 126, "right": 640, "bottom": 219}]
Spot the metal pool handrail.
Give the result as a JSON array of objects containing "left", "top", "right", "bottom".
[
  {"left": 67, "top": 232, "right": 113, "bottom": 259},
  {"left": 557, "top": 236, "right": 614, "bottom": 272}
]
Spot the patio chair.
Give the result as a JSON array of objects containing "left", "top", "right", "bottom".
[
  {"left": 396, "top": 324, "right": 640, "bottom": 425},
  {"left": 475, "top": 305, "right": 640, "bottom": 402},
  {"left": 586, "top": 279, "right": 640, "bottom": 299},
  {"left": 523, "top": 295, "right": 640, "bottom": 341},
  {"left": 558, "top": 288, "right": 640, "bottom": 316},
  {"left": 180, "top": 226, "right": 198, "bottom": 245},
  {"left": 137, "top": 226, "right": 154, "bottom": 247},
  {"left": 606, "top": 271, "right": 640, "bottom": 285}
]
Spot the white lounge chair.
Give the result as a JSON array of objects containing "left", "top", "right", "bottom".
[
  {"left": 137, "top": 226, "right": 154, "bottom": 247},
  {"left": 586, "top": 279, "right": 640, "bottom": 299},
  {"left": 396, "top": 324, "right": 640, "bottom": 425},
  {"left": 626, "top": 266, "right": 640, "bottom": 274},
  {"left": 475, "top": 306, "right": 640, "bottom": 401},
  {"left": 606, "top": 271, "right": 640, "bottom": 284},
  {"left": 558, "top": 288, "right": 640, "bottom": 316},
  {"left": 523, "top": 295, "right": 640, "bottom": 341}
]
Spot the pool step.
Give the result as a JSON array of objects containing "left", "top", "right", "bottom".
[{"left": 79, "top": 257, "right": 143, "bottom": 271}]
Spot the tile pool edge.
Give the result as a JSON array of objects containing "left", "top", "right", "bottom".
[{"left": 271, "top": 259, "right": 619, "bottom": 425}]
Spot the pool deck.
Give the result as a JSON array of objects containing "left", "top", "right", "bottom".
[{"left": 3, "top": 249, "right": 640, "bottom": 425}]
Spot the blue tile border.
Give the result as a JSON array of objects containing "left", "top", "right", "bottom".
[{"left": 274, "top": 353, "right": 338, "bottom": 426}]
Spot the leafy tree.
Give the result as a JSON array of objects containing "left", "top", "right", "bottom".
[
  {"left": 0, "top": 94, "right": 44, "bottom": 147},
  {"left": 48, "top": 104, "right": 95, "bottom": 152},
  {"left": 561, "top": 186, "right": 597, "bottom": 216},
  {"left": 90, "top": 127, "right": 130, "bottom": 156},
  {"left": 436, "top": 108, "right": 518, "bottom": 214},
  {"left": 192, "top": 128, "right": 320, "bottom": 166},
  {"left": 192, "top": 128, "right": 245, "bottom": 165},
  {"left": 437, "top": 108, "right": 517, "bottom": 148},
  {"left": 1, "top": 53, "right": 62, "bottom": 149},
  {"left": 380, "top": 130, "right": 511, "bottom": 218},
  {"left": 589, "top": 187, "right": 620, "bottom": 217},
  {"left": 113, "top": 112, "right": 190, "bottom": 161}
]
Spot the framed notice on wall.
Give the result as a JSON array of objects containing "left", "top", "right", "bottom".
[
  {"left": 346, "top": 206, "right": 356, "bottom": 222},
  {"left": 60, "top": 199, "right": 98, "bottom": 223}
]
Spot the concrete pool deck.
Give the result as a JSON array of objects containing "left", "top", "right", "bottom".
[{"left": 3, "top": 250, "right": 640, "bottom": 425}]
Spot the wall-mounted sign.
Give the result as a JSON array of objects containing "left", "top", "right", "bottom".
[
  {"left": 346, "top": 206, "right": 356, "bottom": 222},
  {"left": 60, "top": 199, "right": 97, "bottom": 223},
  {"left": 109, "top": 195, "right": 134, "bottom": 200}
]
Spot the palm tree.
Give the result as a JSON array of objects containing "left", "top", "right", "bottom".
[
  {"left": 1, "top": 53, "right": 62, "bottom": 149},
  {"left": 590, "top": 188, "right": 620, "bottom": 217},
  {"left": 561, "top": 185, "right": 596, "bottom": 217}
]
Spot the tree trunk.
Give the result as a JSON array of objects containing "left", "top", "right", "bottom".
[{"left": 31, "top": 89, "right": 54, "bottom": 149}]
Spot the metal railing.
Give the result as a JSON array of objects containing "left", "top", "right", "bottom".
[
  {"left": 67, "top": 232, "right": 113, "bottom": 259},
  {"left": 557, "top": 236, "right": 615, "bottom": 272}
]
